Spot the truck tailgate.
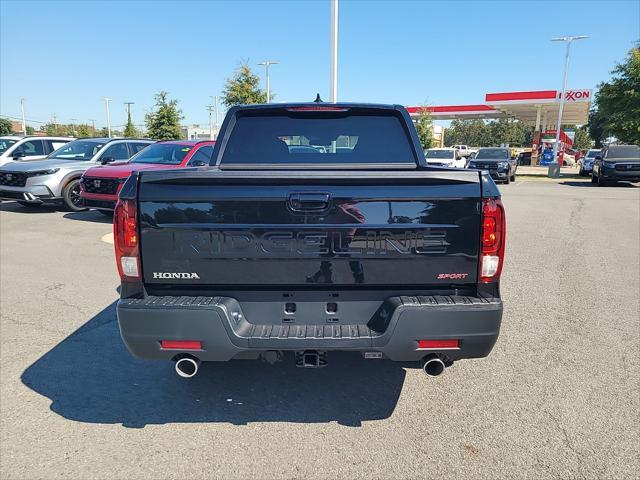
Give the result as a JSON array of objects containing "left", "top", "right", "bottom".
[{"left": 137, "top": 171, "right": 482, "bottom": 287}]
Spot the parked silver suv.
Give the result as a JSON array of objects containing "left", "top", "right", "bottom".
[
  {"left": 0, "top": 137, "right": 154, "bottom": 210},
  {"left": 0, "top": 135, "right": 74, "bottom": 166}
]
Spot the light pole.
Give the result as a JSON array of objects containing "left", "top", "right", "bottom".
[
  {"left": 330, "top": 0, "right": 339, "bottom": 102},
  {"left": 20, "top": 98, "right": 26, "bottom": 135},
  {"left": 70, "top": 118, "right": 77, "bottom": 136},
  {"left": 206, "top": 104, "right": 214, "bottom": 140},
  {"left": 210, "top": 95, "right": 219, "bottom": 138},
  {"left": 548, "top": 35, "right": 588, "bottom": 177},
  {"left": 104, "top": 97, "right": 112, "bottom": 138},
  {"left": 257, "top": 61, "right": 279, "bottom": 103}
]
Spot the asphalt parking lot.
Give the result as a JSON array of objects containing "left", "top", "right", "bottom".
[{"left": 1, "top": 177, "right": 638, "bottom": 479}]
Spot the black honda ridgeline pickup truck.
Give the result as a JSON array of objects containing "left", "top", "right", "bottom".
[{"left": 114, "top": 103, "right": 505, "bottom": 378}]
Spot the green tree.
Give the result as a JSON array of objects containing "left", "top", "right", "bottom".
[
  {"left": 568, "top": 125, "right": 592, "bottom": 150},
  {"left": 0, "top": 117, "right": 13, "bottom": 135},
  {"left": 222, "top": 63, "right": 267, "bottom": 107},
  {"left": 588, "top": 108, "right": 606, "bottom": 147},
  {"left": 145, "top": 91, "right": 184, "bottom": 140},
  {"left": 487, "top": 119, "right": 532, "bottom": 147},
  {"left": 445, "top": 119, "right": 492, "bottom": 147},
  {"left": 591, "top": 45, "right": 640, "bottom": 144},
  {"left": 124, "top": 111, "right": 137, "bottom": 138},
  {"left": 44, "top": 123, "right": 71, "bottom": 136},
  {"left": 25, "top": 125, "right": 34, "bottom": 135},
  {"left": 75, "top": 124, "right": 91, "bottom": 138},
  {"left": 415, "top": 106, "right": 434, "bottom": 150}
]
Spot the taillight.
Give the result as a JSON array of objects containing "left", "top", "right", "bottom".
[
  {"left": 114, "top": 198, "right": 140, "bottom": 281},
  {"left": 479, "top": 198, "right": 506, "bottom": 283},
  {"left": 285, "top": 106, "right": 349, "bottom": 112}
]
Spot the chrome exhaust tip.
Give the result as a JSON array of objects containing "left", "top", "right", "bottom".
[
  {"left": 421, "top": 355, "right": 446, "bottom": 377},
  {"left": 174, "top": 356, "right": 201, "bottom": 378}
]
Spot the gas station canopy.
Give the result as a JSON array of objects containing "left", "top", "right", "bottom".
[{"left": 407, "top": 89, "right": 592, "bottom": 128}]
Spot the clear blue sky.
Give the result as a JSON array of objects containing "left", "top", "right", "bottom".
[{"left": 1, "top": 0, "right": 638, "bottom": 130}]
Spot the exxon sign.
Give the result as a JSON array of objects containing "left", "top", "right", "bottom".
[{"left": 558, "top": 90, "right": 591, "bottom": 102}]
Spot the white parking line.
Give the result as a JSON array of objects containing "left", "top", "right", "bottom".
[{"left": 101, "top": 233, "right": 114, "bottom": 245}]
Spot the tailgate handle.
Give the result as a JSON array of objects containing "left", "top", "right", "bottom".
[{"left": 288, "top": 192, "right": 331, "bottom": 211}]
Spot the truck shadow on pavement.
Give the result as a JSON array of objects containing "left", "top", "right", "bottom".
[
  {"left": 559, "top": 180, "right": 638, "bottom": 188},
  {"left": 0, "top": 201, "right": 58, "bottom": 213},
  {"left": 21, "top": 302, "right": 406, "bottom": 428},
  {"left": 63, "top": 210, "right": 114, "bottom": 223}
]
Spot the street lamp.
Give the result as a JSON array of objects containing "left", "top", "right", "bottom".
[
  {"left": 210, "top": 95, "right": 219, "bottom": 139},
  {"left": 330, "top": 0, "right": 338, "bottom": 102},
  {"left": 548, "top": 35, "right": 589, "bottom": 178},
  {"left": 103, "top": 97, "right": 112, "bottom": 138},
  {"left": 257, "top": 60, "right": 279, "bottom": 103},
  {"left": 206, "top": 104, "right": 215, "bottom": 140},
  {"left": 20, "top": 98, "right": 26, "bottom": 135}
]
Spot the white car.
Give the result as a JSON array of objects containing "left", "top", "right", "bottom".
[
  {"left": 424, "top": 148, "right": 466, "bottom": 168},
  {"left": 0, "top": 136, "right": 74, "bottom": 167},
  {"left": 453, "top": 145, "right": 477, "bottom": 158}
]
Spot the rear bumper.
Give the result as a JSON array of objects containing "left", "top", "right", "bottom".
[{"left": 117, "top": 295, "right": 502, "bottom": 363}]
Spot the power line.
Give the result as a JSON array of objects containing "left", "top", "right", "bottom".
[{"left": 0, "top": 113, "right": 48, "bottom": 124}]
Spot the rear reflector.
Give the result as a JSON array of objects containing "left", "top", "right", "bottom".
[
  {"left": 418, "top": 339, "right": 459, "bottom": 350},
  {"left": 160, "top": 340, "right": 203, "bottom": 350}
]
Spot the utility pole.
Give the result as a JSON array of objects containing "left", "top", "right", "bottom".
[
  {"left": 70, "top": 118, "right": 77, "bottom": 136},
  {"left": 89, "top": 119, "right": 96, "bottom": 134},
  {"left": 210, "top": 95, "right": 219, "bottom": 139},
  {"left": 548, "top": 35, "right": 588, "bottom": 178},
  {"left": 124, "top": 102, "right": 135, "bottom": 137},
  {"left": 330, "top": 0, "right": 339, "bottom": 102},
  {"left": 20, "top": 98, "right": 26, "bottom": 135},
  {"left": 52, "top": 113, "right": 57, "bottom": 129},
  {"left": 206, "top": 104, "right": 215, "bottom": 140},
  {"left": 257, "top": 61, "right": 279, "bottom": 103},
  {"left": 104, "top": 97, "right": 112, "bottom": 138},
  {"left": 124, "top": 102, "right": 134, "bottom": 119}
]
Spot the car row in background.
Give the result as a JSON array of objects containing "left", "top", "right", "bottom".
[
  {"left": 0, "top": 137, "right": 154, "bottom": 210},
  {"left": 0, "top": 135, "right": 75, "bottom": 166},
  {"left": 80, "top": 140, "right": 215, "bottom": 213},
  {"left": 424, "top": 146, "right": 517, "bottom": 183}
]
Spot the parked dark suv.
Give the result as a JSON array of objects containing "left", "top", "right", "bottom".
[
  {"left": 467, "top": 147, "right": 517, "bottom": 184},
  {"left": 591, "top": 145, "right": 640, "bottom": 186}
]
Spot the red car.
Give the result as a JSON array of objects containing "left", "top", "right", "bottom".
[{"left": 80, "top": 140, "right": 215, "bottom": 212}]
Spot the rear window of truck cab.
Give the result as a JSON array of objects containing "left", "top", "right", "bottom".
[{"left": 220, "top": 110, "right": 417, "bottom": 165}]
